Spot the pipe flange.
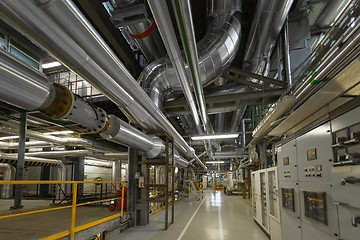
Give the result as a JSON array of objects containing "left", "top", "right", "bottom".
[{"left": 40, "top": 83, "right": 74, "bottom": 119}]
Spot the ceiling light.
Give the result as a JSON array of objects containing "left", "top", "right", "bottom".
[
  {"left": 191, "top": 134, "right": 239, "bottom": 141},
  {"left": 0, "top": 136, "right": 19, "bottom": 140},
  {"left": 43, "top": 130, "right": 74, "bottom": 135},
  {"left": 42, "top": 61, "right": 61, "bottom": 69},
  {"left": 206, "top": 161, "right": 225, "bottom": 164}
]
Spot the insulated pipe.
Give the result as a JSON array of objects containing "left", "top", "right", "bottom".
[
  {"left": 0, "top": 154, "right": 63, "bottom": 165},
  {"left": 0, "top": 49, "right": 50, "bottom": 110},
  {"left": 172, "top": 0, "right": 209, "bottom": 131},
  {"left": 141, "top": 1, "right": 242, "bottom": 105},
  {"left": 109, "top": 0, "right": 166, "bottom": 62},
  {"left": 147, "top": 0, "right": 203, "bottom": 135},
  {"left": 0, "top": 51, "right": 108, "bottom": 134},
  {"left": 0, "top": 141, "right": 55, "bottom": 150},
  {"left": 243, "top": 0, "right": 294, "bottom": 76},
  {"left": 101, "top": 115, "right": 165, "bottom": 158},
  {"left": 0, "top": 0, "right": 194, "bottom": 157},
  {"left": 23, "top": 150, "right": 102, "bottom": 158},
  {"left": 282, "top": 17, "right": 292, "bottom": 87}
]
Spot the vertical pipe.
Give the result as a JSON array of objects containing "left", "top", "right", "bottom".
[
  {"left": 283, "top": 17, "right": 292, "bottom": 87},
  {"left": 12, "top": 112, "right": 27, "bottom": 210}
]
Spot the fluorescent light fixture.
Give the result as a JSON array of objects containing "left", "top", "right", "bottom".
[
  {"left": 42, "top": 61, "right": 61, "bottom": 69},
  {"left": 206, "top": 161, "right": 225, "bottom": 164},
  {"left": 191, "top": 134, "right": 239, "bottom": 141},
  {"left": 0, "top": 136, "right": 19, "bottom": 140},
  {"left": 43, "top": 130, "right": 74, "bottom": 135}
]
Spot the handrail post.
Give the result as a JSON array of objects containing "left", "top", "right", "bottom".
[{"left": 70, "top": 183, "right": 78, "bottom": 240}]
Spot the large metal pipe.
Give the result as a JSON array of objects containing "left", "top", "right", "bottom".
[
  {"left": 0, "top": 0, "right": 195, "bottom": 157},
  {"left": 243, "top": 0, "right": 294, "bottom": 76},
  {"left": 0, "top": 51, "right": 188, "bottom": 166},
  {"left": 109, "top": 0, "right": 166, "bottom": 62},
  {"left": 101, "top": 115, "right": 165, "bottom": 158},
  {"left": 0, "top": 49, "right": 49, "bottom": 110},
  {"left": 0, "top": 153, "right": 63, "bottom": 165},
  {"left": 147, "top": 0, "right": 203, "bottom": 134},
  {"left": 172, "top": 0, "right": 209, "bottom": 131},
  {"left": 0, "top": 141, "right": 54, "bottom": 150},
  {"left": 140, "top": 0, "right": 241, "bottom": 108}
]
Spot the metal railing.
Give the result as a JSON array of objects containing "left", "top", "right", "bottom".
[{"left": 0, "top": 180, "right": 125, "bottom": 240}]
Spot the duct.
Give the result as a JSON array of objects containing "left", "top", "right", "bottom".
[
  {"left": 243, "top": 0, "right": 294, "bottom": 76},
  {"left": 109, "top": 0, "right": 166, "bottom": 62},
  {"left": 0, "top": 141, "right": 55, "bottom": 150},
  {"left": 0, "top": 153, "right": 63, "bottom": 165},
  {"left": 0, "top": 0, "right": 197, "bottom": 157},
  {"left": 148, "top": 0, "right": 203, "bottom": 135},
  {"left": 149, "top": 0, "right": 215, "bottom": 157},
  {"left": 140, "top": 0, "right": 241, "bottom": 109},
  {"left": 0, "top": 163, "right": 15, "bottom": 198}
]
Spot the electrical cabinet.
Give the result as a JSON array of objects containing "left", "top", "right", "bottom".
[
  {"left": 278, "top": 139, "right": 298, "bottom": 182},
  {"left": 331, "top": 165, "right": 360, "bottom": 240},
  {"left": 280, "top": 182, "right": 302, "bottom": 240},
  {"left": 268, "top": 167, "right": 281, "bottom": 240},
  {"left": 252, "top": 168, "right": 281, "bottom": 238},
  {"left": 277, "top": 106, "right": 360, "bottom": 240}
]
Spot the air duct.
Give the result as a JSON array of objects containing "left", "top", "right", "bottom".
[{"left": 140, "top": 0, "right": 242, "bottom": 110}]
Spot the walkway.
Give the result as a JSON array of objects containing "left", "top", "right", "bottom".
[{"left": 118, "top": 190, "right": 267, "bottom": 240}]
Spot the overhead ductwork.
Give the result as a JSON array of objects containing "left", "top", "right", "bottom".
[
  {"left": 243, "top": 0, "right": 294, "bottom": 76},
  {"left": 140, "top": 0, "right": 242, "bottom": 110},
  {"left": 0, "top": 153, "right": 63, "bottom": 166}
]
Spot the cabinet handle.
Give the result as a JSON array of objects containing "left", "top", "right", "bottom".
[{"left": 341, "top": 177, "right": 360, "bottom": 185}]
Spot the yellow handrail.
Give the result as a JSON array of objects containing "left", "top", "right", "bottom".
[{"left": 0, "top": 180, "right": 126, "bottom": 240}]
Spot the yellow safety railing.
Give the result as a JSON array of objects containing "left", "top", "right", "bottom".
[{"left": 0, "top": 180, "right": 126, "bottom": 240}]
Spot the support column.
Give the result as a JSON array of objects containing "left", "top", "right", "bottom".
[
  {"left": 11, "top": 112, "right": 27, "bottom": 210},
  {"left": 73, "top": 157, "right": 85, "bottom": 198},
  {"left": 127, "top": 148, "right": 137, "bottom": 225}
]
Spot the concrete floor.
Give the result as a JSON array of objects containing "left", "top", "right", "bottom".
[
  {"left": 0, "top": 199, "right": 114, "bottom": 239},
  {"left": 118, "top": 190, "right": 268, "bottom": 240}
]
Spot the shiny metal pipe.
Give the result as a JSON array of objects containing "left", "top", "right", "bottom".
[
  {"left": 141, "top": 0, "right": 241, "bottom": 105},
  {"left": 148, "top": 0, "right": 202, "bottom": 134},
  {"left": 0, "top": 50, "right": 50, "bottom": 110},
  {"left": 229, "top": 108, "right": 246, "bottom": 133},
  {"left": 101, "top": 115, "right": 165, "bottom": 158},
  {"left": 282, "top": 17, "right": 292, "bottom": 87},
  {"left": 172, "top": 0, "right": 209, "bottom": 130},
  {"left": 0, "top": 153, "right": 63, "bottom": 165},
  {"left": 0, "top": 141, "right": 55, "bottom": 150},
  {"left": 8, "top": 0, "right": 193, "bottom": 156}
]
